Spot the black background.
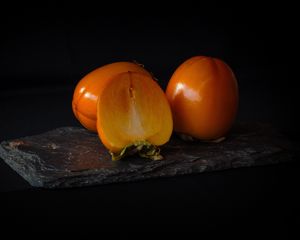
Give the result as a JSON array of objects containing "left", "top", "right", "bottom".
[{"left": 0, "top": 3, "right": 299, "bottom": 235}]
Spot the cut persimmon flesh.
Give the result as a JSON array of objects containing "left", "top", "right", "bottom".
[{"left": 97, "top": 71, "right": 173, "bottom": 160}]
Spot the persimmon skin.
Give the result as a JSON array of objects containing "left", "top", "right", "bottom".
[
  {"left": 72, "top": 62, "right": 151, "bottom": 131},
  {"left": 166, "top": 56, "right": 239, "bottom": 140},
  {"left": 96, "top": 71, "right": 173, "bottom": 155}
]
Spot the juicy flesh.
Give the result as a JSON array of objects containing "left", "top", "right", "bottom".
[{"left": 97, "top": 72, "right": 173, "bottom": 153}]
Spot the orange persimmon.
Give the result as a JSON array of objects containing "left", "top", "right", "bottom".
[
  {"left": 97, "top": 71, "right": 173, "bottom": 160},
  {"left": 72, "top": 62, "right": 151, "bottom": 131},
  {"left": 166, "top": 56, "right": 239, "bottom": 140}
]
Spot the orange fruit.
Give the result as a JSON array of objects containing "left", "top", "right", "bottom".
[
  {"left": 97, "top": 71, "right": 173, "bottom": 160},
  {"left": 72, "top": 62, "right": 151, "bottom": 131},
  {"left": 166, "top": 56, "right": 239, "bottom": 140}
]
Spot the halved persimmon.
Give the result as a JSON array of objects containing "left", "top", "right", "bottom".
[
  {"left": 166, "top": 56, "right": 239, "bottom": 141},
  {"left": 97, "top": 71, "right": 173, "bottom": 160},
  {"left": 72, "top": 62, "right": 151, "bottom": 131}
]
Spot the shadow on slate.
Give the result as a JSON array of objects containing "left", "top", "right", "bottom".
[{"left": 0, "top": 123, "right": 294, "bottom": 188}]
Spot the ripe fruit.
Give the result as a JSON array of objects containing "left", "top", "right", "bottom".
[
  {"left": 166, "top": 56, "right": 239, "bottom": 140},
  {"left": 97, "top": 71, "right": 173, "bottom": 160},
  {"left": 72, "top": 62, "right": 151, "bottom": 131}
]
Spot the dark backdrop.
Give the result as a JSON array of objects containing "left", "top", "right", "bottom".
[
  {"left": 0, "top": 3, "right": 299, "bottom": 235},
  {"left": 1, "top": 4, "right": 298, "bottom": 135}
]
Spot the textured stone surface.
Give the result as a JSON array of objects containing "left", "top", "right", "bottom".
[{"left": 0, "top": 123, "right": 294, "bottom": 188}]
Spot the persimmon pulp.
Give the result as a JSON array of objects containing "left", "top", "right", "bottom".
[{"left": 97, "top": 72, "right": 173, "bottom": 160}]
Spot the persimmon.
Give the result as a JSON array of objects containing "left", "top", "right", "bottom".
[
  {"left": 97, "top": 71, "right": 173, "bottom": 160},
  {"left": 72, "top": 62, "right": 151, "bottom": 131},
  {"left": 166, "top": 56, "right": 239, "bottom": 141}
]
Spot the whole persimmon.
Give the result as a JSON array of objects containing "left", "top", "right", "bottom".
[
  {"left": 72, "top": 62, "right": 151, "bottom": 131},
  {"left": 166, "top": 56, "right": 239, "bottom": 140},
  {"left": 97, "top": 71, "right": 173, "bottom": 160}
]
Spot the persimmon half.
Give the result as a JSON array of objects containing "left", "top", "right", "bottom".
[
  {"left": 97, "top": 71, "right": 173, "bottom": 160},
  {"left": 72, "top": 62, "right": 151, "bottom": 132},
  {"left": 166, "top": 56, "right": 239, "bottom": 141}
]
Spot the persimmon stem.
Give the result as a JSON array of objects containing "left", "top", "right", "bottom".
[
  {"left": 132, "top": 60, "right": 159, "bottom": 82},
  {"left": 110, "top": 141, "right": 163, "bottom": 161}
]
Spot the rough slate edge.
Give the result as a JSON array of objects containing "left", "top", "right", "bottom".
[
  {"left": 0, "top": 123, "right": 295, "bottom": 189},
  {"left": 0, "top": 145, "right": 40, "bottom": 188}
]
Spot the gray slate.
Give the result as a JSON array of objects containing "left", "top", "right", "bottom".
[{"left": 0, "top": 123, "right": 293, "bottom": 188}]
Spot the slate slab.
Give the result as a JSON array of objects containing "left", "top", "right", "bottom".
[{"left": 0, "top": 123, "right": 294, "bottom": 188}]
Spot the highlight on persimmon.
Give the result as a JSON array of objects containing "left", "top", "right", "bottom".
[
  {"left": 166, "top": 56, "right": 239, "bottom": 141},
  {"left": 96, "top": 71, "right": 173, "bottom": 160},
  {"left": 72, "top": 62, "right": 152, "bottom": 132}
]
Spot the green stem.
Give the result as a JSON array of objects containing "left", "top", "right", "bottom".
[{"left": 110, "top": 141, "right": 163, "bottom": 161}]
